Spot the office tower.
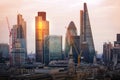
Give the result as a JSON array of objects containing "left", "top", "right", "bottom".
[
  {"left": 49, "top": 35, "right": 62, "bottom": 61},
  {"left": 44, "top": 35, "right": 62, "bottom": 65},
  {"left": 111, "top": 34, "right": 120, "bottom": 66},
  {"left": 71, "top": 36, "right": 80, "bottom": 63},
  {"left": 80, "top": 3, "right": 95, "bottom": 63},
  {"left": 17, "top": 14, "right": 27, "bottom": 55},
  {"left": 111, "top": 47, "right": 120, "bottom": 67},
  {"left": 11, "top": 14, "right": 27, "bottom": 65},
  {"left": 12, "top": 14, "right": 27, "bottom": 54},
  {"left": 11, "top": 40, "right": 26, "bottom": 65},
  {"left": 64, "top": 21, "right": 77, "bottom": 59},
  {"left": 0, "top": 43, "right": 9, "bottom": 59},
  {"left": 35, "top": 12, "right": 49, "bottom": 63},
  {"left": 44, "top": 36, "right": 49, "bottom": 65},
  {"left": 103, "top": 42, "right": 113, "bottom": 65}
]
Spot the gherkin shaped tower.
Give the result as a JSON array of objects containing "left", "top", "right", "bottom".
[{"left": 64, "top": 21, "right": 77, "bottom": 59}]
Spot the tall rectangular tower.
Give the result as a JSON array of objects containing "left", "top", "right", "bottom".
[
  {"left": 35, "top": 12, "right": 49, "bottom": 63},
  {"left": 11, "top": 14, "right": 27, "bottom": 65},
  {"left": 80, "top": 3, "right": 95, "bottom": 63}
]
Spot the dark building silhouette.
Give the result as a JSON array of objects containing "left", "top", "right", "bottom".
[
  {"left": 35, "top": 12, "right": 49, "bottom": 63},
  {"left": 0, "top": 44, "right": 9, "bottom": 59},
  {"left": 111, "top": 34, "right": 120, "bottom": 66},
  {"left": 117, "top": 34, "right": 120, "bottom": 42},
  {"left": 103, "top": 42, "right": 113, "bottom": 65},
  {"left": 80, "top": 3, "right": 95, "bottom": 63}
]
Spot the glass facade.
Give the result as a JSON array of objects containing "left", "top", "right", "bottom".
[
  {"left": 64, "top": 21, "right": 77, "bottom": 59},
  {"left": 35, "top": 12, "right": 49, "bottom": 63},
  {"left": 80, "top": 3, "right": 95, "bottom": 63},
  {"left": 49, "top": 36, "right": 62, "bottom": 61}
]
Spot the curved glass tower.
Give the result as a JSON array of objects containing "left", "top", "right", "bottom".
[{"left": 64, "top": 21, "right": 77, "bottom": 59}]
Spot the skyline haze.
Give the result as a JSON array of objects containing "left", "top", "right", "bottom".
[{"left": 0, "top": 0, "right": 120, "bottom": 54}]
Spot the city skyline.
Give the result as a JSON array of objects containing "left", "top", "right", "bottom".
[{"left": 0, "top": 0, "right": 120, "bottom": 54}]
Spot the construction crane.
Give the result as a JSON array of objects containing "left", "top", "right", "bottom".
[
  {"left": 66, "top": 28, "right": 82, "bottom": 66},
  {"left": 6, "top": 17, "right": 12, "bottom": 65},
  {"left": 71, "top": 38, "right": 82, "bottom": 66}
]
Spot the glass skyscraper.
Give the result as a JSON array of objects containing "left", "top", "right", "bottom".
[
  {"left": 44, "top": 35, "right": 62, "bottom": 65},
  {"left": 80, "top": 3, "right": 95, "bottom": 63},
  {"left": 35, "top": 12, "right": 49, "bottom": 63},
  {"left": 11, "top": 14, "right": 27, "bottom": 65},
  {"left": 64, "top": 21, "right": 77, "bottom": 59}
]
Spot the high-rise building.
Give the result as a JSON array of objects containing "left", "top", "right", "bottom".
[
  {"left": 111, "top": 34, "right": 120, "bottom": 67},
  {"left": 12, "top": 14, "right": 27, "bottom": 53},
  {"left": 71, "top": 36, "right": 80, "bottom": 63},
  {"left": 11, "top": 14, "right": 27, "bottom": 65},
  {"left": 64, "top": 21, "right": 77, "bottom": 59},
  {"left": 49, "top": 35, "right": 62, "bottom": 61},
  {"left": 80, "top": 3, "right": 95, "bottom": 63},
  {"left": 35, "top": 12, "right": 49, "bottom": 63},
  {"left": 44, "top": 36, "right": 49, "bottom": 65},
  {"left": 103, "top": 34, "right": 120, "bottom": 67},
  {"left": 44, "top": 35, "right": 62, "bottom": 65},
  {"left": 11, "top": 40, "right": 26, "bottom": 65},
  {"left": 0, "top": 43, "right": 9, "bottom": 58},
  {"left": 17, "top": 14, "right": 26, "bottom": 38},
  {"left": 103, "top": 42, "right": 113, "bottom": 65},
  {"left": 111, "top": 47, "right": 120, "bottom": 67}
]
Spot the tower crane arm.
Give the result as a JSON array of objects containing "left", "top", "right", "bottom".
[{"left": 6, "top": 17, "right": 11, "bottom": 36}]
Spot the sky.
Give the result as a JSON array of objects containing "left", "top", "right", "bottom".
[{"left": 0, "top": 0, "right": 120, "bottom": 54}]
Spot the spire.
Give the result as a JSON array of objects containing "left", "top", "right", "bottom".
[{"left": 84, "top": 3, "right": 87, "bottom": 12}]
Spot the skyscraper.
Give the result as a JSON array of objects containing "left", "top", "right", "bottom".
[
  {"left": 111, "top": 34, "right": 120, "bottom": 66},
  {"left": 103, "top": 42, "right": 113, "bottom": 65},
  {"left": 49, "top": 35, "right": 62, "bottom": 61},
  {"left": 64, "top": 21, "right": 77, "bottom": 59},
  {"left": 35, "top": 12, "right": 49, "bottom": 63},
  {"left": 80, "top": 3, "right": 95, "bottom": 63},
  {"left": 11, "top": 14, "right": 27, "bottom": 65},
  {"left": 17, "top": 14, "right": 27, "bottom": 41},
  {"left": 44, "top": 35, "right": 62, "bottom": 65}
]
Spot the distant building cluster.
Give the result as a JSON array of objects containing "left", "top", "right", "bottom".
[
  {"left": 103, "top": 34, "right": 120, "bottom": 67},
  {"left": 64, "top": 3, "right": 95, "bottom": 64}
]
